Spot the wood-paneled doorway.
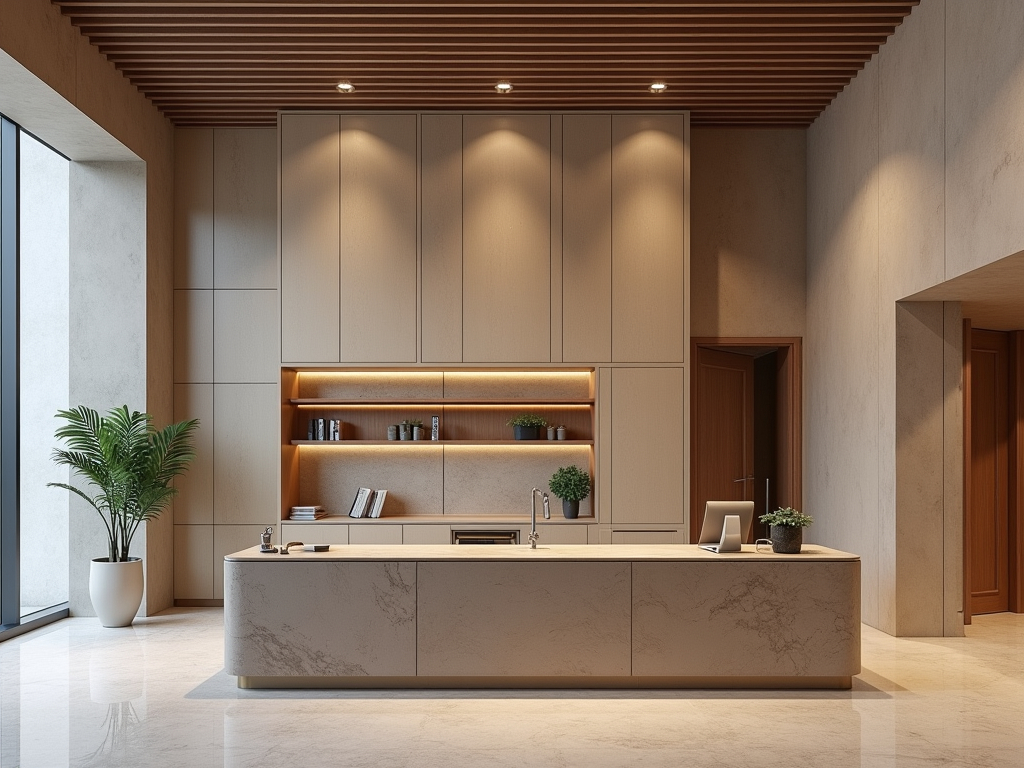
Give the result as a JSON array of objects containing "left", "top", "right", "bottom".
[{"left": 690, "top": 338, "right": 802, "bottom": 543}]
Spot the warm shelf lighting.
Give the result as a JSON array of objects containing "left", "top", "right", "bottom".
[
  {"left": 336, "top": 81, "right": 356, "bottom": 93},
  {"left": 495, "top": 81, "right": 514, "bottom": 94},
  {"left": 649, "top": 82, "right": 668, "bottom": 93}
]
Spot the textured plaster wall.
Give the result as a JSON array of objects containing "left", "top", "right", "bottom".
[
  {"left": 690, "top": 128, "right": 806, "bottom": 339},
  {"left": 808, "top": 0, "right": 1024, "bottom": 635},
  {"left": 0, "top": 0, "right": 175, "bottom": 614}
]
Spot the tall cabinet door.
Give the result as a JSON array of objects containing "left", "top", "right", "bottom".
[
  {"left": 462, "top": 115, "right": 551, "bottom": 363},
  {"left": 608, "top": 367, "right": 686, "bottom": 525},
  {"left": 281, "top": 114, "right": 340, "bottom": 363},
  {"left": 611, "top": 115, "right": 686, "bottom": 363},
  {"left": 339, "top": 114, "right": 418, "bottom": 362}
]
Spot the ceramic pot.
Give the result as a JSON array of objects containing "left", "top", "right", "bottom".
[
  {"left": 562, "top": 499, "right": 580, "bottom": 519},
  {"left": 513, "top": 426, "right": 539, "bottom": 440},
  {"left": 90, "top": 557, "right": 144, "bottom": 627},
  {"left": 770, "top": 525, "right": 803, "bottom": 554}
]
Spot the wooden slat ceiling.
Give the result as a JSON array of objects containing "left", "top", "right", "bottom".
[{"left": 52, "top": 1, "right": 919, "bottom": 127}]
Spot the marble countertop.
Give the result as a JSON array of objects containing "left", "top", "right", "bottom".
[{"left": 225, "top": 543, "right": 859, "bottom": 562}]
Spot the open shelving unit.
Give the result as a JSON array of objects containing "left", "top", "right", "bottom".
[{"left": 280, "top": 368, "right": 597, "bottom": 523}]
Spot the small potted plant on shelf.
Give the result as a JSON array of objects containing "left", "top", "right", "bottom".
[
  {"left": 49, "top": 405, "right": 199, "bottom": 627},
  {"left": 548, "top": 465, "right": 591, "bottom": 519},
  {"left": 758, "top": 506, "right": 813, "bottom": 554},
  {"left": 507, "top": 414, "right": 546, "bottom": 440}
]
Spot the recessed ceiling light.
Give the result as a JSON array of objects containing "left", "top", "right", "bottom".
[
  {"left": 495, "top": 81, "right": 514, "bottom": 94},
  {"left": 336, "top": 81, "right": 356, "bottom": 93},
  {"left": 649, "top": 82, "right": 668, "bottom": 93}
]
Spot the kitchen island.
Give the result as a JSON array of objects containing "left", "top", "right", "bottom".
[{"left": 224, "top": 544, "right": 860, "bottom": 689}]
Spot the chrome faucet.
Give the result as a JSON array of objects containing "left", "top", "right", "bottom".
[{"left": 529, "top": 487, "right": 550, "bottom": 549}]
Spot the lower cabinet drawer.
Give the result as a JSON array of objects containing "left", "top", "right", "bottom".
[
  {"left": 609, "top": 529, "right": 684, "bottom": 545},
  {"left": 281, "top": 523, "right": 348, "bottom": 545},
  {"left": 349, "top": 525, "right": 404, "bottom": 545}
]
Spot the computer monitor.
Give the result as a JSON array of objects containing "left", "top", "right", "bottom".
[{"left": 697, "top": 500, "right": 754, "bottom": 553}]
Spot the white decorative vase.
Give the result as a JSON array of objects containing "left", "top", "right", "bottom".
[{"left": 90, "top": 557, "right": 144, "bottom": 627}]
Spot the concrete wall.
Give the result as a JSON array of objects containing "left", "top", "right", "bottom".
[
  {"left": 0, "top": 0, "right": 175, "bottom": 615},
  {"left": 808, "top": 0, "right": 1024, "bottom": 635},
  {"left": 690, "top": 128, "right": 806, "bottom": 339}
]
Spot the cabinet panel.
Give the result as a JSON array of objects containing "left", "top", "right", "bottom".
[
  {"left": 403, "top": 524, "right": 451, "bottom": 544},
  {"left": 422, "top": 114, "right": 464, "bottom": 362},
  {"left": 562, "top": 114, "right": 612, "bottom": 362},
  {"left": 173, "top": 128, "right": 213, "bottom": 289},
  {"left": 610, "top": 368, "right": 685, "bottom": 525},
  {"left": 281, "top": 523, "right": 348, "bottom": 545},
  {"left": 173, "top": 524, "right": 213, "bottom": 599},
  {"left": 610, "top": 529, "right": 684, "bottom": 545},
  {"left": 214, "top": 383, "right": 279, "bottom": 523},
  {"left": 213, "top": 128, "right": 278, "bottom": 290},
  {"left": 537, "top": 524, "right": 589, "bottom": 544},
  {"left": 349, "top": 525, "right": 404, "bottom": 545},
  {"left": 339, "top": 115, "right": 418, "bottom": 362},
  {"left": 173, "top": 383, "right": 214, "bottom": 524},
  {"left": 463, "top": 115, "right": 551, "bottom": 362},
  {"left": 611, "top": 115, "right": 686, "bottom": 362},
  {"left": 280, "top": 114, "right": 340, "bottom": 363},
  {"left": 214, "top": 289, "right": 278, "bottom": 383},
  {"left": 173, "top": 289, "right": 212, "bottom": 383}
]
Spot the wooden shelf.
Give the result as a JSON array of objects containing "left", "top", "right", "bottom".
[
  {"left": 291, "top": 440, "right": 594, "bottom": 446},
  {"left": 290, "top": 398, "right": 593, "bottom": 406}
]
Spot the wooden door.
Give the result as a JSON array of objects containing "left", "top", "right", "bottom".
[
  {"left": 969, "top": 329, "right": 1010, "bottom": 615},
  {"left": 691, "top": 348, "right": 755, "bottom": 542}
]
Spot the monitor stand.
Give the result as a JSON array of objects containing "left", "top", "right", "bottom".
[{"left": 699, "top": 514, "right": 743, "bottom": 553}]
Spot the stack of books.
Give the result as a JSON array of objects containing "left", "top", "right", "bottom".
[
  {"left": 348, "top": 487, "right": 388, "bottom": 519},
  {"left": 289, "top": 505, "right": 327, "bottom": 521}
]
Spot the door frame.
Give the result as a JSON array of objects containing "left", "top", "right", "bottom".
[{"left": 690, "top": 337, "right": 802, "bottom": 542}]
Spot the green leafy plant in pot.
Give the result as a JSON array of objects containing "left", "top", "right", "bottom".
[
  {"left": 507, "top": 414, "right": 546, "bottom": 441},
  {"left": 548, "top": 465, "right": 591, "bottom": 519},
  {"left": 758, "top": 507, "right": 813, "bottom": 554},
  {"left": 49, "top": 405, "right": 199, "bottom": 627}
]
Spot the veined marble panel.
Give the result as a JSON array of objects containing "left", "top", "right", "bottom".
[
  {"left": 632, "top": 561, "right": 860, "bottom": 678},
  {"left": 224, "top": 560, "right": 416, "bottom": 677},
  {"left": 417, "top": 561, "right": 630, "bottom": 676}
]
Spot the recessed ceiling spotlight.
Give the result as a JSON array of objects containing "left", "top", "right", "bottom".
[
  {"left": 495, "top": 81, "right": 514, "bottom": 94},
  {"left": 336, "top": 81, "right": 356, "bottom": 93},
  {"left": 649, "top": 82, "right": 668, "bottom": 93}
]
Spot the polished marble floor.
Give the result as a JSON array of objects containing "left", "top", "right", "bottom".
[{"left": 1, "top": 607, "right": 1022, "bottom": 767}]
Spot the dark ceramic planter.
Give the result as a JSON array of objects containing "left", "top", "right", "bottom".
[
  {"left": 562, "top": 499, "right": 580, "bottom": 519},
  {"left": 770, "top": 524, "right": 803, "bottom": 554},
  {"left": 513, "top": 426, "right": 540, "bottom": 440}
]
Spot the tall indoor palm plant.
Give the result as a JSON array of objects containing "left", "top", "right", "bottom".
[{"left": 49, "top": 405, "right": 199, "bottom": 562}]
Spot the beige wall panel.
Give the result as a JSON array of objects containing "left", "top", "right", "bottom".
[
  {"left": 421, "top": 114, "right": 464, "bottom": 363},
  {"left": 443, "top": 445, "right": 592, "bottom": 517},
  {"left": 299, "top": 446, "right": 444, "bottom": 517},
  {"left": 610, "top": 368, "right": 685, "bottom": 525},
  {"left": 280, "top": 114, "right": 340, "bottom": 363},
  {"left": 611, "top": 529, "right": 684, "bottom": 545},
  {"left": 173, "top": 128, "right": 213, "bottom": 289},
  {"left": 214, "top": 289, "right": 279, "bottom": 383},
  {"left": 689, "top": 128, "right": 806, "bottom": 338},
  {"left": 173, "top": 383, "right": 214, "bottom": 525},
  {"left": 213, "top": 384, "right": 279, "bottom": 524},
  {"left": 338, "top": 114, "right": 418, "bottom": 362},
  {"left": 214, "top": 524, "right": 271, "bottom": 599},
  {"left": 349, "top": 525, "right": 405, "bottom": 545},
  {"left": 611, "top": 115, "right": 685, "bottom": 362},
  {"left": 298, "top": 370, "right": 444, "bottom": 399},
  {"left": 418, "top": 561, "right": 631, "bottom": 676},
  {"left": 562, "top": 114, "right": 612, "bottom": 362},
  {"left": 173, "top": 524, "right": 213, "bottom": 599},
  {"left": 403, "top": 524, "right": 452, "bottom": 544},
  {"left": 536, "top": 524, "right": 589, "bottom": 544},
  {"left": 173, "top": 289, "right": 213, "bottom": 383},
  {"left": 213, "top": 128, "right": 278, "bottom": 290},
  {"left": 462, "top": 115, "right": 551, "bottom": 362},
  {"left": 282, "top": 523, "right": 349, "bottom": 546}
]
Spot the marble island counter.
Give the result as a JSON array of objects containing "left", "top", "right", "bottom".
[{"left": 224, "top": 544, "right": 860, "bottom": 689}]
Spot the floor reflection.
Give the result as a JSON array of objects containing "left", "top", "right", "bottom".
[{"left": 0, "top": 608, "right": 1023, "bottom": 767}]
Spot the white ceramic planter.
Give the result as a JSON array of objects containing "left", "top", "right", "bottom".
[{"left": 89, "top": 557, "right": 144, "bottom": 627}]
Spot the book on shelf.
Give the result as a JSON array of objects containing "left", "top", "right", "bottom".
[
  {"left": 348, "top": 487, "right": 373, "bottom": 518},
  {"left": 368, "top": 489, "right": 387, "bottom": 518},
  {"left": 289, "top": 505, "right": 327, "bottom": 520},
  {"left": 317, "top": 418, "right": 325, "bottom": 441}
]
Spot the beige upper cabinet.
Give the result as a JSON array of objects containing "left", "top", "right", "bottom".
[
  {"left": 281, "top": 114, "right": 340, "bottom": 363},
  {"left": 280, "top": 113, "right": 417, "bottom": 364},
  {"left": 611, "top": 115, "right": 686, "bottom": 363},
  {"left": 462, "top": 115, "right": 552, "bottom": 363}
]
